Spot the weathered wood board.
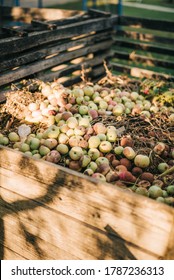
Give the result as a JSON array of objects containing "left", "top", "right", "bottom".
[
  {"left": 111, "top": 16, "right": 174, "bottom": 79},
  {"left": 0, "top": 146, "right": 174, "bottom": 260},
  {"left": 0, "top": 7, "right": 117, "bottom": 103}
]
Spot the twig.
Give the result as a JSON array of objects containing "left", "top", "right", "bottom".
[{"left": 158, "top": 166, "right": 174, "bottom": 178}]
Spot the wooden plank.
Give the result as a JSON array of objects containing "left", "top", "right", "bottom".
[
  {"left": 0, "top": 31, "right": 112, "bottom": 72},
  {"left": 3, "top": 247, "right": 28, "bottom": 260},
  {"left": 1, "top": 7, "right": 82, "bottom": 22},
  {"left": 1, "top": 146, "right": 174, "bottom": 259},
  {"left": 120, "top": 16, "right": 174, "bottom": 32},
  {"left": 36, "top": 50, "right": 112, "bottom": 82},
  {"left": 1, "top": 200, "right": 154, "bottom": 260},
  {"left": 0, "top": 170, "right": 171, "bottom": 260},
  {"left": 0, "top": 40, "right": 113, "bottom": 87},
  {"left": 113, "top": 50, "right": 174, "bottom": 69},
  {"left": 113, "top": 38, "right": 174, "bottom": 56},
  {"left": 115, "top": 30, "right": 174, "bottom": 45},
  {"left": 163, "top": 217, "right": 174, "bottom": 260},
  {"left": 111, "top": 62, "right": 174, "bottom": 81},
  {"left": 0, "top": 16, "right": 117, "bottom": 56},
  {"left": 0, "top": 214, "right": 81, "bottom": 260}
]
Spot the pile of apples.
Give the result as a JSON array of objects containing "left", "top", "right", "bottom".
[{"left": 0, "top": 80, "right": 174, "bottom": 205}]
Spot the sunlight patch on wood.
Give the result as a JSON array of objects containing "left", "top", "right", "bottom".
[
  {"left": 71, "top": 57, "right": 85, "bottom": 64},
  {"left": 72, "top": 31, "right": 96, "bottom": 41},
  {"left": 45, "top": 53, "right": 59, "bottom": 60},
  {"left": 72, "top": 70, "right": 81, "bottom": 76},
  {"left": 67, "top": 44, "right": 84, "bottom": 52},
  {"left": 87, "top": 53, "right": 94, "bottom": 59},
  {"left": 51, "top": 64, "right": 67, "bottom": 72},
  {"left": 12, "top": 67, "right": 20, "bottom": 71},
  {"left": 58, "top": 77, "right": 69, "bottom": 83}
]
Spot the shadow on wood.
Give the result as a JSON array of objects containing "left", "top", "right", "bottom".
[{"left": 0, "top": 146, "right": 174, "bottom": 260}]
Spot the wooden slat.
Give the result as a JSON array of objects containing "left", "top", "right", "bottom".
[
  {"left": 0, "top": 195, "right": 143, "bottom": 260},
  {"left": 115, "top": 30, "right": 174, "bottom": 46},
  {"left": 111, "top": 62, "right": 174, "bottom": 81},
  {"left": 36, "top": 50, "right": 112, "bottom": 82},
  {"left": 2, "top": 247, "right": 28, "bottom": 260},
  {"left": 0, "top": 31, "right": 112, "bottom": 71},
  {"left": 0, "top": 146, "right": 174, "bottom": 260},
  {"left": 1, "top": 7, "right": 82, "bottom": 22},
  {"left": 120, "top": 16, "right": 174, "bottom": 32},
  {"left": 113, "top": 38, "right": 174, "bottom": 56},
  {"left": 164, "top": 219, "right": 174, "bottom": 260},
  {"left": 0, "top": 16, "right": 117, "bottom": 56},
  {"left": 0, "top": 215, "right": 81, "bottom": 260},
  {"left": 113, "top": 50, "right": 174, "bottom": 69},
  {"left": 0, "top": 40, "right": 113, "bottom": 87}
]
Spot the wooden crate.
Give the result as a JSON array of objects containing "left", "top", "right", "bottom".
[
  {"left": 0, "top": 8, "right": 174, "bottom": 261},
  {"left": 0, "top": 7, "right": 117, "bottom": 102},
  {"left": 111, "top": 16, "right": 174, "bottom": 80},
  {"left": 0, "top": 145, "right": 174, "bottom": 260}
]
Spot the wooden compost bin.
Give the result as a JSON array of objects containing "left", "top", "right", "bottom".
[
  {"left": 0, "top": 7, "right": 116, "bottom": 102},
  {"left": 0, "top": 146, "right": 174, "bottom": 260},
  {"left": 111, "top": 16, "right": 174, "bottom": 80},
  {"left": 0, "top": 8, "right": 174, "bottom": 260}
]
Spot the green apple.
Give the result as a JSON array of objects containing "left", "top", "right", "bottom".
[
  {"left": 30, "top": 138, "right": 40, "bottom": 150},
  {"left": 39, "top": 145, "right": 50, "bottom": 156},
  {"left": 8, "top": 132, "right": 20, "bottom": 142},
  {"left": 148, "top": 185, "right": 163, "bottom": 199},
  {"left": 113, "top": 104, "right": 124, "bottom": 116},
  {"left": 56, "top": 144, "right": 69, "bottom": 155},
  {"left": 87, "top": 161, "right": 98, "bottom": 172},
  {"left": 60, "top": 124, "right": 69, "bottom": 134},
  {"left": 0, "top": 136, "right": 9, "bottom": 145},
  {"left": 88, "top": 148, "right": 100, "bottom": 160},
  {"left": 58, "top": 133, "right": 69, "bottom": 144},
  {"left": 43, "top": 139, "right": 58, "bottom": 149},
  {"left": 78, "top": 117, "right": 90, "bottom": 128},
  {"left": 134, "top": 154, "right": 150, "bottom": 168},
  {"left": 97, "top": 134, "right": 107, "bottom": 141},
  {"left": 99, "top": 100, "right": 108, "bottom": 110},
  {"left": 66, "top": 129, "right": 74, "bottom": 137},
  {"left": 79, "top": 105, "right": 88, "bottom": 115},
  {"left": 76, "top": 96, "right": 84, "bottom": 105},
  {"left": 114, "top": 146, "right": 123, "bottom": 155},
  {"left": 106, "top": 131, "right": 117, "bottom": 142},
  {"left": 47, "top": 125, "right": 60, "bottom": 139},
  {"left": 20, "top": 143, "right": 30, "bottom": 152},
  {"left": 88, "top": 136, "right": 101, "bottom": 149},
  {"left": 96, "top": 157, "right": 109, "bottom": 166},
  {"left": 36, "top": 132, "right": 43, "bottom": 140},
  {"left": 81, "top": 155, "right": 91, "bottom": 168},
  {"left": 74, "top": 126, "right": 86, "bottom": 136},
  {"left": 25, "top": 151, "right": 32, "bottom": 157},
  {"left": 83, "top": 168, "right": 94, "bottom": 176},
  {"left": 99, "top": 141, "right": 112, "bottom": 153},
  {"left": 66, "top": 117, "right": 78, "bottom": 129},
  {"left": 72, "top": 87, "right": 84, "bottom": 97},
  {"left": 158, "top": 162, "right": 169, "bottom": 173},
  {"left": 88, "top": 102, "right": 98, "bottom": 111},
  {"left": 83, "top": 86, "right": 94, "bottom": 97},
  {"left": 33, "top": 153, "right": 41, "bottom": 159},
  {"left": 69, "top": 147, "right": 83, "bottom": 160}
]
